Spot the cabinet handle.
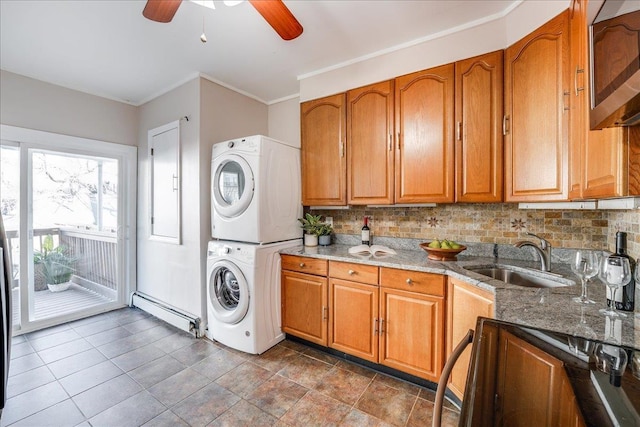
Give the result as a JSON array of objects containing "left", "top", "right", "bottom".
[
  {"left": 323, "top": 306, "right": 328, "bottom": 320},
  {"left": 374, "top": 318, "right": 378, "bottom": 335},
  {"left": 348, "top": 269, "right": 355, "bottom": 275},
  {"left": 563, "top": 91, "right": 570, "bottom": 112},
  {"left": 406, "top": 278, "right": 413, "bottom": 285},
  {"left": 380, "top": 319, "right": 385, "bottom": 334},
  {"left": 299, "top": 262, "right": 305, "bottom": 268},
  {"left": 339, "top": 140, "right": 344, "bottom": 158},
  {"left": 575, "top": 66, "right": 584, "bottom": 96},
  {"left": 397, "top": 132, "right": 401, "bottom": 150},
  {"left": 456, "top": 121, "right": 462, "bottom": 141},
  {"left": 172, "top": 174, "right": 178, "bottom": 192},
  {"left": 502, "top": 115, "right": 510, "bottom": 136},
  {"left": 388, "top": 133, "right": 392, "bottom": 151}
]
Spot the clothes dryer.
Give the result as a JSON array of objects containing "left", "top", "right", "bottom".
[
  {"left": 211, "top": 135, "right": 302, "bottom": 244},
  {"left": 205, "top": 239, "right": 300, "bottom": 354}
]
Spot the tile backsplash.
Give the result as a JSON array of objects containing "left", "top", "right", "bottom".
[{"left": 311, "top": 203, "right": 639, "bottom": 259}]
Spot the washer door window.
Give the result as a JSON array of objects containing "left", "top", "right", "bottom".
[
  {"left": 208, "top": 261, "right": 249, "bottom": 324},
  {"left": 212, "top": 155, "right": 254, "bottom": 218}
]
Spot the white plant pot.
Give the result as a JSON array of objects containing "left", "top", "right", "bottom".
[
  {"left": 304, "top": 234, "right": 318, "bottom": 247},
  {"left": 47, "top": 282, "right": 71, "bottom": 292}
]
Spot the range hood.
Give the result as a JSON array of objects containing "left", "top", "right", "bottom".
[{"left": 588, "top": 0, "right": 640, "bottom": 129}]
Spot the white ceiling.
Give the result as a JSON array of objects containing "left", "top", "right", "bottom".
[{"left": 0, "top": 0, "right": 519, "bottom": 106}]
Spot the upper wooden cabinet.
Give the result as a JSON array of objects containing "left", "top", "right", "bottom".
[
  {"left": 300, "top": 94, "right": 347, "bottom": 206},
  {"left": 505, "top": 11, "right": 570, "bottom": 202},
  {"left": 454, "top": 50, "right": 504, "bottom": 202},
  {"left": 347, "top": 80, "right": 395, "bottom": 205},
  {"left": 396, "top": 64, "right": 455, "bottom": 203}
]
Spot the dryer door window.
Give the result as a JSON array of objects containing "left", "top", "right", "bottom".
[
  {"left": 208, "top": 261, "right": 249, "bottom": 324},
  {"left": 212, "top": 155, "right": 254, "bottom": 218}
]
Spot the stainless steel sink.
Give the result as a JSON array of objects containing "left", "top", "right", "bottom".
[{"left": 466, "top": 266, "right": 574, "bottom": 288}]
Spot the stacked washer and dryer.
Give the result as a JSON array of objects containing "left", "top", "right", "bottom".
[{"left": 206, "top": 135, "right": 302, "bottom": 354}]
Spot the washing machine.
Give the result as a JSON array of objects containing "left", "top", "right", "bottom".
[
  {"left": 211, "top": 135, "right": 302, "bottom": 244},
  {"left": 205, "top": 239, "right": 301, "bottom": 354}
]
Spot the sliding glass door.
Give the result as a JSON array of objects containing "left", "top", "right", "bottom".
[{"left": 0, "top": 125, "right": 136, "bottom": 334}]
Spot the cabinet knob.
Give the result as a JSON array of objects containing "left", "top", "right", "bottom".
[
  {"left": 299, "top": 263, "right": 305, "bottom": 268},
  {"left": 348, "top": 269, "right": 355, "bottom": 275},
  {"left": 406, "top": 278, "right": 413, "bottom": 285}
]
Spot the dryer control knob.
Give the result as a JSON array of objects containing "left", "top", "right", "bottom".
[{"left": 222, "top": 246, "right": 231, "bottom": 254}]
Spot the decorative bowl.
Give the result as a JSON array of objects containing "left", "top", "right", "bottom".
[{"left": 419, "top": 243, "right": 467, "bottom": 261}]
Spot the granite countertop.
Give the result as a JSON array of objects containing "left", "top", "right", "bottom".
[{"left": 280, "top": 244, "right": 640, "bottom": 351}]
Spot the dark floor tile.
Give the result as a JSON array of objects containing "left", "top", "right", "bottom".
[
  {"left": 278, "top": 340, "right": 308, "bottom": 353},
  {"left": 24, "top": 323, "right": 70, "bottom": 341},
  {"left": 373, "top": 373, "right": 422, "bottom": 396},
  {"left": 142, "top": 410, "right": 190, "bottom": 427},
  {"left": 29, "top": 329, "right": 82, "bottom": 351},
  {"left": 335, "top": 360, "right": 377, "bottom": 379},
  {"left": 111, "top": 343, "right": 166, "bottom": 372},
  {"left": 70, "top": 318, "right": 120, "bottom": 338},
  {"left": 302, "top": 347, "right": 340, "bottom": 365},
  {"left": 208, "top": 400, "right": 278, "bottom": 427},
  {"left": 152, "top": 332, "right": 197, "bottom": 353},
  {"left": 46, "top": 348, "right": 107, "bottom": 379},
  {"left": 147, "top": 368, "right": 211, "bottom": 407},
  {"left": 190, "top": 349, "right": 245, "bottom": 380},
  {"left": 7, "top": 365, "right": 56, "bottom": 399},
  {"left": 171, "top": 382, "right": 240, "bottom": 427},
  {"left": 1, "top": 381, "right": 69, "bottom": 425},
  {"left": 338, "top": 409, "right": 395, "bottom": 427},
  {"left": 251, "top": 344, "right": 300, "bottom": 373},
  {"left": 37, "top": 338, "right": 93, "bottom": 364},
  {"left": 84, "top": 326, "right": 132, "bottom": 347},
  {"left": 215, "top": 362, "right": 274, "bottom": 398},
  {"left": 8, "top": 353, "right": 44, "bottom": 377},
  {"left": 314, "top": 366, "right": 373, "bottom": 405},
  {"left": 10, "top": 341, "right": 35, "bottom": 359},
  {"left": 280, "top": 390, "right": 351, "bottom": 427},
  {"left": 170, "top": 339, "right": 221, "bottom": 366},
  {"left": 88, "top": 390, "right": 165, "bottom": 427},
  {"left": 277, "top": 354, "right": 333, "bottom": 389},
  {"left": 406, "top": 397, "right": 460, "bottom": 427},
  {"left": 246, "top": 375, "right": 308, "bottom": 419},
  {"left": 72, "top": 374, "right": 142, "bottom": 418},
  {"left": 58, "top": 360, "right": 123, "bottom": 396},
  {"left": 356, "top": 380, "right": 417, "bottom": 427},
  {"left": 128, "top": 355, "right": 187, "bottom": 389},
  {"left": 9, "top": 399, "right": 85, "bottom": 427}
]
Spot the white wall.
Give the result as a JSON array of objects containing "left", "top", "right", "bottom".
[
  {"left": 0, "top": 70, "right": 138, "bottom": 146},
  {"left": 137, "top": 77, "right": 203, "bottom": 319},
  {"left": 299, "top": 0, "right": 569, "bottom": 102},
  {"left": 268, "top": 97, "right": 300, "bottom": 148}
]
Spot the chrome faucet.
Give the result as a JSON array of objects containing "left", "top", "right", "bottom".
[{"left": 514, "top": 232, "right": 552, "bottom": 272}]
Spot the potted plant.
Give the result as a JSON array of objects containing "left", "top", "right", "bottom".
[
  {"left": 317, "top": 223, "right": 333, "bottom": 246},
  {"left": 298, "top": 213, "right": 324, "bottom": 246},
  {"left": 34, "top": 235, "right": 76, "bottom": 292}
]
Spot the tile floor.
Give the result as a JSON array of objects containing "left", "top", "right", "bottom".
[{"left": 3, "top": 307, "right": 460, "bottom": 427}]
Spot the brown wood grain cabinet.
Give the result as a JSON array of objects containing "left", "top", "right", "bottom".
[
  {"left": 446, "top": 277, "right": 494, "bottom": 400},
  {"left": 395, "top": 64, "right": 455, "bottom": 203},
  {"left": 454, "top": 50, "right": 504, "bottom": 202},
  {"left": 281, "top": 255, "right": 328, "bottom": 346},
  {"left": 300, "top": 94, "right": 347, "bottom": 206},
  {"left": 347, "top": 80, "right": 395, "bottom": 205},
  {"left": 505, "top": 11, "right": 570, "bottom": 202}
]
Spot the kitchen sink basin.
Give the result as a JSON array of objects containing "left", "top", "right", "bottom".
[{"left": 466, "top": 266, "right": 574, "bottom": 289}]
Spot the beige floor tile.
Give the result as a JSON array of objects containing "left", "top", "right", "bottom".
[
  {"left": 279, "top": 390, "right": 351, "bottom": 427},
  {"left": 355, "top": 379, "right": 418, "bottom": 427},
  {"left": 314, "top": 366, "right": 373, "bottom": 405},
  {"left": 246, "top": 375, "right": 308, "bottom": 418}
]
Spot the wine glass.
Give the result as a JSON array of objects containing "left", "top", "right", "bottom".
[
  {"left": 571, "top": 250, "right": 598, "bottom": 304},
  {"left": 599, "top": 255, "right": 632, "bottom": 318}
]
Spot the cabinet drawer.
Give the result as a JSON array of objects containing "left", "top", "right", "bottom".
[
  {"left": 380, "top": 267, "right": 445, "bottom": 296},
  {"left": 329, "top": 261, "right": 379, "bottom": 285},
  {"left": 281, "top": 255, "right": 327, "bottom": 276}
]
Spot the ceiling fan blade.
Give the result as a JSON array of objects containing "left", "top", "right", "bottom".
[
  {"left": 143, "top": 0, "right": 183, "bottom": 23},
  {"left": 248, "top": 0, "right": 303, "bottom": 41}
]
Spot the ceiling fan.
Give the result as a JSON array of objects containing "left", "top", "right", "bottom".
[{"left": 142, "top": 0, "right": 303, "bottom": 41}]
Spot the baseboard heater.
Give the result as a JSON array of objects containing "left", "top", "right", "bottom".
[{"left": 130, "top": 292, "right": 201, "bottom": 337}]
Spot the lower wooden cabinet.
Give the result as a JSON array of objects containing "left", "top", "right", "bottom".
[{"left": 446, "top": 277, "right": 495, "bottom": 399}]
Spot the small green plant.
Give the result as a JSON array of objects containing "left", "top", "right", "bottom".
[
  {"left": 298, "top": 213, "right": 326, "bottom": 236},
  {"left": 33, "top": 235, "right": 76, "bottom": 285},
  {"left": 316, "top": 222, "right": 333, "bottom": 236}
]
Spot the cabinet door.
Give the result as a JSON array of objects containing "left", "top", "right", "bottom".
[
  {"left": 505, "top": 11, "right": 570, "bottom": 201},
  {"left": 379, "top": 287, "right": 444, "bottom": 382},
  {"left": 300, "top": 94, "right": 347, "bottom": 206},
  {"left": 455, "top": 51, "right": 504, "bottom": 202},
  {"left": 347, "top": 80, "right": 395, "bottom": 205},
  {"left": 446, "top": 278, "right": 494, "bottom": 400},
  {"left": 329, "top": 278, "right": 379, "bottom": 362},
  {"left": 395, "top": 64, "right": 454, "bottom": 203},
  {"left": 583, "top": 127, "right": 627, "bottom": 198},
  {"left": 281, "top": 270, "right": 328, "bottom": 346},
  {"left": 496, "top": 330, "right": 564, "bottom": 426}
]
